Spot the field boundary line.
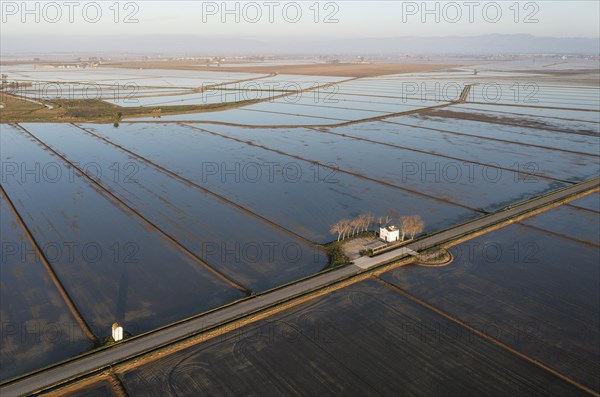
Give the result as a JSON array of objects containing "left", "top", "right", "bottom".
[
  {"left": 108, "top": 372, "right": 129, "bottom": 397},
  {"left": 400, "top": 180, "right": 599, "bottom": 256},
  {"left": 373, "top": 277, "right": 600, "bottom": 397},
  {"left": 465, "top": 100, "right": 600, "bottom": 113},
  {"left": 127, "top": 73, "right": 278, "bottom": 100},
  {"left": 13, "top": 123, "right": 251, "bottom": 294},
  {"left": 516, "top": 222, "right": 600, "bottom": 248},
  {"left": 122, "top": 99, "right": 453, "bottom": 127},
  {"left": 426, "top": 107, "right": 599, "bottom": 136},
  {"left": 2, "top": 178, "right": 598, "bottom": 396},
  {"left": 71, "top": 123, "right": 322, "bottom": 248},
  {"left": 235, "top": 96, "right": 431, "bottom": 115},
  {"left": 457, "top": 104, "right": 600, "bottom": 124},
  {"left": 458, "top": 84, "right": 473, "bottom": 102},
  {"left": 183, "top": 123, "right": 485, "bottom": 214},
  {"left": 380, "top": 119, "right": 599, "bottom": 157},
  {"left": 308, "top": 127, "right": 573, "bottom": 184},
  {"left": 32, "top": 255, "right": 416, "bottom": 396},
  {"left": 0, "top": 185, "right": 98, "bottom": 341},
  {"left": 565, "top": 202, "right": 600, "bottom": 214}
]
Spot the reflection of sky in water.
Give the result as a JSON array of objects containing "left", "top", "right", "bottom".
[
  {"left": 388, "top": 113, "right": 600, "bottom": 156},
  {"left": 202, "top": 123, "right": 569, "bottom": 212},
  {"left": 20, "top": 122, "right": 328, "bottom": 291},
  {"left": 381, "top": 221, "right": 600, "bottom": 390},
  {"left": 1, "top": 124, "right": 245, "bottom": 339},
  {"left": 84, "top": 122, "right": 478, "bottom": 243},
  {"left": 0, "top": 195, "right": 92, "bottom": 381}
]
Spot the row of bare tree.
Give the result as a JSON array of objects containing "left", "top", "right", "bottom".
[
  {"left": 329, "top": 212, "right": 425, "bottom": 242},
  {"left": 329, "top": 213, "right": 374, "bottom": 241},
  {"left": 398, "top": 215, "right": 425, "bottom": 241}
]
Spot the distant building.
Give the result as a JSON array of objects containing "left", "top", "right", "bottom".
[
  {"left": 380, "top": 225, "right": 400, "bottom": 243},
  {"left": 112, "top": 322, "right": 124, "bottom": 342}
]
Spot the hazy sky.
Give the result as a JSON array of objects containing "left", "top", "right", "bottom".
[{"left": 1, "top": 0, "right": 599, "bottom": 38}]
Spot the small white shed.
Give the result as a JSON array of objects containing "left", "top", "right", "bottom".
[
  {"left": 380, "top": 225, "right": 400, "bottom": 243},
  {"left": 112, "top": 322, "right": 124, "bottom": 342}
]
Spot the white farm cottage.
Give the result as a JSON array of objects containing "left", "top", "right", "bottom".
[{"left": 379, "top": 225, "right": 400, "bottom": 243}]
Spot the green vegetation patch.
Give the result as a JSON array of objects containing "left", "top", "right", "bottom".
[
  {"left": 0, "top": 94, "right": 261, "bottom": 123},
  {"left": 324, "top": 241, "right": 351, "bottom": 269}
]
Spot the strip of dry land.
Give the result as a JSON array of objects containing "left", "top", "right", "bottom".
[{"left": 105, "top": 61, "right": 460, "bottom": 77}]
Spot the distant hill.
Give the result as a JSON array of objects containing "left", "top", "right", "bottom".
[{"left": 2, "top": 34, "right": 598, "bottom": 56}]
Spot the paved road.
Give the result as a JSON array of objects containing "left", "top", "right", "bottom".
[
  {"left": 2, "top": 177, "right": 598, "bottom": 396},
  {"left": 356, "top": 177, "right": 599, "bottom": 270},
  {"left": 354, "top": 246, "right": 419, "bottom": 269}
]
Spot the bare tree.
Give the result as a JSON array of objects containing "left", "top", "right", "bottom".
[
  {"left": 383, "top": 215, "right": 392, "bottom": 226},
  {"left": 365, "top": 213, "right": 374, "bottom": 232},
  {"left": 340, "top": 219, "right": 352, "bottom": 240},
  {"left": 352, "top": 216, "right": 360, "bottom": 236},
  {"left": 352, "top": 218, "right": 362, "bottom": 236},
  {"left": 361, "top": 213, "right": 371, "bottom": 232},
  {"left": 346, "top": 219, "right": 355, "bottom": 239},
  {"left": 349, "top": 219, "right": 357, "bottom": 237},
  {"left": 410, "top": 215, "right": 425, "bottom": 239},
  {"left": 339, "top": 220, "right": 347, "bottom": 240},
  {"left": 356, "top": 214, "right": 368, "bottom": 233},
  {"left": 400, "top": 216, "right": 410, "bottom": 242},
  {"left": 387, "top": 209, "right": 401, "bottom": 225},
  {"left": 406, "top": 215, "right": 425, "bottom": 240},
  {"left": 330, "top": 221, "right": 344, "bottom": 241}
]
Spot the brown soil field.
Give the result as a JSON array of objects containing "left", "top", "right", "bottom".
[{"left": 107, "top": 62, "right": 458, "bottom": 77}]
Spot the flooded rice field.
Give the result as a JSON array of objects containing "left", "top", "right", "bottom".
[
  {"left": 261, "top": 96, "right": 447, "bottom": 114},
  {"left": 219, "top": 73, "right": 347, "bottom": 90},
  {"left": 10, "top": 87, "right": 190, "bottom": 101},
  {"left": 520, "top": 200, "right": 600, "bottom": 246},
  {"left": 569, "top": 191, "right": 600, "bottom": 212},
  {"left": 337, "top": 119, "right": 599, "bottom": 182},
  {"left": 391, "top": 113, "right": 599, "bottom": 155},
  {"left": 2, "top": 65, "right": 599, "bottom": 385},
  {"left": 78, "top": 122, "right": 478, "bottom": 243},
  {"left": 105, "top": 89, "right": 280, "bottom": 107},
  {"left": 120, "top": 279, "right": 585, "bottom": 396},
  {"left": 0, "top": 194, "right": 92, "bottom": 381},
  {"left": 133, "top": 108, "right": 344, "bottom": 124},
  {"left": 1, "top": 124, "right": 245, "bottom": 342},
  {"left": 465, "top": 84, "right": 600, "bottom": 110},
  {"left": 446, "top": 103, "right": 600, "bottom": 132},
  {"left": 61, "top": 379, "right": 119, "bottom": 397},
  {"left": 196, "top": 123, "right": 569, "bottom": 212},
  {"left": 380, "top": 221, "right": 600, "bottom": 391},
  {"left": 129, "top": 96, "right": 444, "bottom": 123},
  {"left": 0, "top": 65, "right": 265, "bottom": 88},
  {"left": 18, "top": 123, "right": 327, "bottom": 291}
]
